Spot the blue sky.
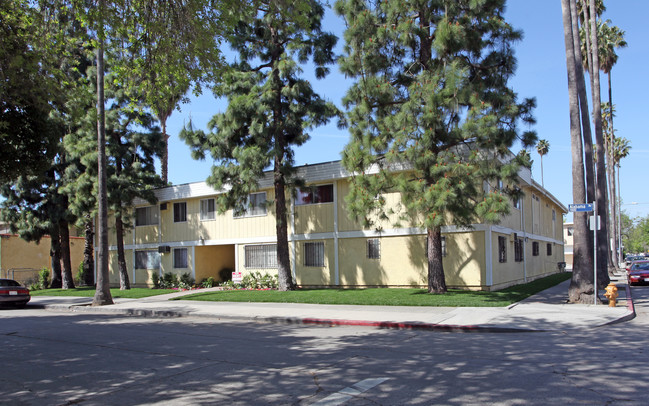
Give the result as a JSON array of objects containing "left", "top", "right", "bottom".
[{"left": 163, "top": 1, "right": 649, "bottom": 220}]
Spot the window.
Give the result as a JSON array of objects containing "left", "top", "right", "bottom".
[
  {"left": 174, "top": 202, "right": 187, "bottom": 223},
  {"left": 200, "top": 199, "right": 215, "bottom": 221},
  {"left": 513, "top": 196, "right": 521, "bottom": 210},
  {"left": 498, "top": 236, "right": 507, "bottom": 263},
  {"left": 135, "top": 206, "right": 158, "bottom": 226},
  {"left": 244, "top": 244, "right": 278, "bottom": 268},
  {"left": 515, "top": 238, "right": 524, "bottom": 262},
  {"left": 547, "top": 243, "right": 552, "bottom": 256},
  {"left": 296, "top": 184, "right": 334, "bottom": 205},
  {"left": 135, "top": 251, "right": 161, "bottom": 270},
  {"left": 367, "top": 239, "right": 380, "bottom": 259},
  {"left": 235, "top": 192, "right": 267, "bottom": 218},
  {"left": 304, "top": 242, "right": 325, "bottom": 267},
  {"left": 567, "top": 227, "right": 574, "bottom": 236},
  {"left": 173, "top": 248, "right": 188, "bottom": 268},
  {"left": 533, "top": 242, "right": 540, "bottom": 256}
]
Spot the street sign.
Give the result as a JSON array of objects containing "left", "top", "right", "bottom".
[{"left": 569, "top": 203, "right": 594, "bottom": 212}]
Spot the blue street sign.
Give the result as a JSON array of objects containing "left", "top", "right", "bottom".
[{"left": 569, "top": 203, "right": 594, "bottom": 212}]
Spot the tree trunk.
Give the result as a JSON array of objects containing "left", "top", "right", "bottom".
[
  {"left": 59, "top": 218, "right": 75, "bottom": 289},
  {"left": 161, "top": 119, "right": 168, "bottom": 184},
  {"left": 427, "top": 227, "right": 447, "bottom": 294},
  {"left": 606, "top": 72, "right": 619, "bottom": 268},
  {"left": 562, "top": 0, "right": 596, "bottom": 304},
  {"left": 50, "top": 224, "right": 62, "bottom": 289},
  {"left": 115, "top": 214, "right": 130, "bottom": 289},
  {"left": 588, "top": 0, "right": 610, "bottom": 287},
  {"left": 93, "top": 4, "right": 114, "bottom": 305},
  {"left": 82, "top": 219, "right": 95, "bottom": 286}
]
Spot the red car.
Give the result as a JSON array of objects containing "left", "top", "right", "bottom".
[
  {"left": 0, "top": 279, "right": 30, "bottom": 308},
  {"left": 627, "top": 260, "right": 649, "bottom": 286}
]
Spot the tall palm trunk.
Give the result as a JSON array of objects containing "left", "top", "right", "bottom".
[
  {"left": 588, "top": 0, "right": 610, "bottom": 286},
  {"left": 93, "top": 1, "right": 114, "bottom": 306},
  {"left": 161, "top": 119, "right": 169, "bottom": 184},
  {"left": 606, "top": 75, "right": 619, "bottom": 268},
  {"left": 562, "top": 0, "right": 595, "bottom": 303}
]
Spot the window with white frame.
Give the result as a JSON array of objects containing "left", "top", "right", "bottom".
[
  {"left": 304, "top": 242, "right": 325, "bottom": 267},
  {"left": 235, "top": 192, "right": 267, "bottom": 218},
  {"left": 173, "top": 248, "right": 188, "bottom": 268},
  {"left": 174, "top": 202, "right": 187, "bottom": 223},
  {"left": 367, "top": 239, "right": 380, "bottom": 259},
  {"left": 135, "top": 206, "right": 158, "bottom": 226},
  {"left": 296, "top": 184, "right": 334, "bottom": 205},
  {"left": 200, "top": 198, "right": 216, "bottom": 221},
  {"left": 244, "top": 244, "right": 278, "bottom": 268},
  {"left": 135, "top": 251, "right": 161, "bottom": 270}
]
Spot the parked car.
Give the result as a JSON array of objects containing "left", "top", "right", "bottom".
[
  {"left": 0, "top": 279, "right": 30, "bottom": 308},
  {"left": 627, "top": 260, "right": 649, "bottom": 286},
  {"left": 626, "top": 255, "right": 645, "bottom": 267}
]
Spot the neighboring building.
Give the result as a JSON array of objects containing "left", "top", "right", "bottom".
[
  {"left": 1, "top": 233, "right": 86, "bottom": 284},
  {"left": 100, "top": 160, "right": 567, "bottom": 291},
  {"left": 563, "top": 222, "right": 574, "bottom": 271}
]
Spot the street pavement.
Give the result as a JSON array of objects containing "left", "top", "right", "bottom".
[{"left": 27, "top": 272, "right": 635, "bottom": 333}]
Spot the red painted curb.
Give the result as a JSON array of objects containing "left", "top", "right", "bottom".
[{"left": 299, "top": 317, "right": 533, "bottom": 333}]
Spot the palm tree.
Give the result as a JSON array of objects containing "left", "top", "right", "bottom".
[
  {"left": 536, "top": 139, "right": 550, "bottom": 187},
  {"left": 562, "top": 0, "right": 594, "bottom": 303},
  {"left": 584, "top": 19, "right": 626, "bottom": 268},
  {"left": 613, "top": 137, "right": 631, "bottom": 262},
  {"left": 153, "top": 89, "right": 186, "bottom": 185}
]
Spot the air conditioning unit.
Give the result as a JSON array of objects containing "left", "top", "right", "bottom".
[{"left": 158, "top": 245, "right": 171, "bottom": 253}]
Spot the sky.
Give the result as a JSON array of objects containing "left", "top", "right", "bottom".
[{"left": 162, "top": 1, "right": 649, "bottom": 220}]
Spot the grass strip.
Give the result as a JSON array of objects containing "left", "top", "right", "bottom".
[
  {"left": 30, "top": 287, "right": 177, "bottom": 299},
  {"left": 176, "top": 272, "right": 572, "bottom": 307}
]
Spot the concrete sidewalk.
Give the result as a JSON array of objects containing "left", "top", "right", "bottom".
[{"left": 27, "top": 274, "right": 635, "bottom": 333}]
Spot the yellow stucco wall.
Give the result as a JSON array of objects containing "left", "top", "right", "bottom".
[
  {"left": 294, "top": 239, "right": 336, "bottom": 286},
  {"left": 195, "top": 245, "right": 235, "bottom": 283},
  {"left": 1, "top": 234, "right": 85, "bottom": 279}
]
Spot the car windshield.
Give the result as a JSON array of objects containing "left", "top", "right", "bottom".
[
  {"left": 631, "top": 263, "right": 649, "bottom": 271},
  {"left": 0, "top": 279, "right": 21, "bottom": 287}
]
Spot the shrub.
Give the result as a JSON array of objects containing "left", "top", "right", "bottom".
[
  {"left": 179, "top": 272, "right": 194, "bottom": 290},
  {"left": 151, "top": 273, "right": 161, "bottom": 289},
  {"left": 38, "top": 267, "right": 50, "bottom": 290},
  {"left": 219, "top": 268, "right": 233, "bottom": 282},
  {"left": 220, "top": 271, "right": 278, "bottom": 290},
  {"left": 160, "top": 272, "right": 178, "bottom": 289},
  {"left": 201, "top": 277, "right": 215, "bottom": 288},
  {"left": 75, "top": 262, "right": 86, "bottom": 286}
]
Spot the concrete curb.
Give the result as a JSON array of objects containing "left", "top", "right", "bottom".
[{"left": 29, "top": 302, "right": 546, "bottom": 333}]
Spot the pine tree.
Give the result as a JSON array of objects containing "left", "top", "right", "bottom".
[
  {"left": 180, "top": 0, "right": 338, "bottom": 291},
  {"left": 335, "top": 0, "right": 536, "bottom": 293}
]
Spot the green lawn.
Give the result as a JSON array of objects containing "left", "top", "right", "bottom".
[
  {"left": 176, "top": 272, "right": 572, "bottom": 307},
  {"left": 30, "top": 287, "right": 177, "bottom": 299}
]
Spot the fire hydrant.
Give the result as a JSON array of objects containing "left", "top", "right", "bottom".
[{"left": 604, "top": 283, "right": 618, "bottom": 307}]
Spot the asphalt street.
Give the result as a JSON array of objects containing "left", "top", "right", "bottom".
[{"left": 1, "top": 284, "right": 647, "bottom": 405}]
